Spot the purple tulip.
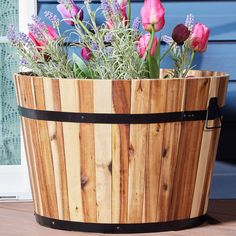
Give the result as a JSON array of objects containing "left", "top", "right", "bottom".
[
  {"left": 81, "top": 47, "right": 92, "bottom": 61},
  {"left": 57, "top": 0, "right": 83, "bottom": 26},
  {"left": 172, "top": 24, "right": 190, "bottom": 45}
]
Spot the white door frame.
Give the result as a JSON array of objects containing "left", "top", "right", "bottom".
[{"left": 0, "top": 0, "right": 37, "bottom": 200}]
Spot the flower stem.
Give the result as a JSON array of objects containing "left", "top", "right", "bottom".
[
  {"left": 146, "top": 25, "right": 155, "bottom": 52},
  {"left": 77, "top": 19, "right": 92, "bottom": 36},
  {"left": 183, "top": 50, "right": 195, "bottom": 77},
  {"left": 160, "top": 42, "right": 175, "bottom": 62},
  {"left": 127, "top": 0, "right": 131, "bottom": 26}
]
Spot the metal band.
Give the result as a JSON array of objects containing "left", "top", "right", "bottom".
[
  {"left": 35, "top": 213, "right": 207, "bottom": 233},
  {"left": 18, "top": 106, "right": 220, "bottom": 124}
]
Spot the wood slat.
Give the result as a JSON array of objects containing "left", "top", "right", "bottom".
[
  {"left": 128, "top": 80, "right": 150, "bottom": 223},
  {"left": 145, "top": 80, "right": 167, "bottom": 222},
  {"left": 43, "top": 79, "right": 70, "bottom": 220},
  {"left": 32, "top": 78, "right": 59, "bottom": 219},
  {"left": 93, "top": 80, "right": 112, "bottom": 223},
  {"left": 156, "top": 79, "right": 184, "bottom": 222},
  {"left": 170, "top": 78, "right": 210, "bottom": 220},
  {"left": 16, "top": 76, "right": 43, "bottom": 215},
  {"left": 112, "top": 80, "right": 131, "bottom": 223},
  {"left": 78, "top": 80, "right": 97, "bottom": 223},
  {"left": 59, "top": 79, "right": 84, "bottom": 222},
  {"left": 191, "top": 77, "right": 220, "bottom": 217}
]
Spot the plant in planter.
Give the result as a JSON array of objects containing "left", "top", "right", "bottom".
[{"left": 8, "top": 0, "right": 228, "bottom": 234}]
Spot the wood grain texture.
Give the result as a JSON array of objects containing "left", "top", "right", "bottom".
[
  {"left": 112, "top": 80, "right": 131, "bottom": 223},
  {"left": 93, "top": 80, "right": 112, "bottom": 223},
  {"left": 128, "top": 80, "right": 150, "bottom": 223},
  {"left": 156, "top": 79, "right": 184, "bottom": 222},
  {"left": 77, "top": 80, "right": 97, "bottom": 223},
  {"left": 43, "top": 79, "right": 70, "bottom": 220},
  {"left": 170, "top": 78, "right": 210, "bottom": 220},
  {"left": 32, "top": 78, "right": 59, "bottom": 219},
  {"left": 59, "top": 79, "right": 84, "bottom": 222},
  {"left": 14, "top": 70, "right": 229, "bottom": 225}
]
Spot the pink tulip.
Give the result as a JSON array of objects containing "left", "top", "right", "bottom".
[
  {"left": 29, "top": 25, "right": 58, "bottom": 47},
  {"left": 137, "top": 33, "right": 158, "bottom": 58},
  {"left": 141, "top": 0, "right": 165, "bottom": 32},
  {"left": 57, "top": 0, "right": 83, "bottom": 26},
  {"left": 189, "top": 23, "right": 210, "bottom": 52},
  {"left": 81, "top": 47, "right": 92, "bottom": 61}
]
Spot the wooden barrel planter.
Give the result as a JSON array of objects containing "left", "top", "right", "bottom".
[{"left": 14, "top": 70, "right": 228, "bottom": 233}]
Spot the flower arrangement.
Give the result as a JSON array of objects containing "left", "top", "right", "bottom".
[{"left": 8, "top": 0, "right": 210, "bottom": 80}]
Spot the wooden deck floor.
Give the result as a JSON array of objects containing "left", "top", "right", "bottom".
[{"left": 0, "top": 200, "right": 235, "bottom": 236}]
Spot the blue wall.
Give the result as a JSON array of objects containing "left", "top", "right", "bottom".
[{"left": 38, "top": 0, "right": 236, "bottom": 198}]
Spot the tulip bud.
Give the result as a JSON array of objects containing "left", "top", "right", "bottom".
[
  {"left": 141, "top": 0, "right": 165, "bottom": 32},
  {"left": 29, "top": 25, "right": 58, "bottom": 47},
  {"left": 172, "top": 24, "right": 190, "bottom": 45},
  {"left": 57, "top": 0, "right": 83, "bottom": 26},
  {"left": 81, "top": 47, "right": 92, "bottom": 61},
  {"left": 189, "top": 23, "right": 210, "bottom": 52},
  {"left": 137, "top": 33, "right": 158, "bottom": 58}
]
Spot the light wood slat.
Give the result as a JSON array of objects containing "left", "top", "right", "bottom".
[
  {"left": 202, "top": 76, "right": 229, "bottom": 215},
  {"left": 43, "top": 79, "right": 70, "bottom": 220},
  {"left": 17, "top": 77, "right": 44, "bottom": 215},
  {"left": 191, "top": 77, "right": 220, "bottom": 217},
  {"left": 112, "top": 80, "right": 131, "bottom": 223},
  {"left": 218, "top": 76, "right": 229, "bottom": 107},
  {"left": 59, "top": 79, "right": 84, "bottom": 222},
  {"left": 111, "top": 124, "right": 121, "bottom": 223},
  {"left": 170, "top": 78, "right": 210, "bottom": 220},
  {"left": 145, "top": 80, "right": 167, "bottom": 222},
  {"left": 128, "top": 80, "right": 150, "bottom": 223},
  {"left": 78, "top": 80, "right": 97, "bottom": 223},
  {"left": 93, "top": 80, "right": 112, "bottom": 223},
  {"left": 32, "top": 78, "right": 59, "bottom": 219}
]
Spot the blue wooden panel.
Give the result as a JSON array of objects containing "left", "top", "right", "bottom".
[
  {"left": 161, "top": 42, "right": 236, "bottom": 81},
  {"left": 38, "top": 0, "right": 236, "bottom": 41},
  {"left": 222, "top": 82, "right": 236, "bottom": 122}
]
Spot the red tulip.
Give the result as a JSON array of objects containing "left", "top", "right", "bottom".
[
  {"left": 29, "top": 25, "right": 58, "bottom": 47},
  {"left": 137, "top": 33, "right": 158, "bottom": 58},
  {"left": 141, "top": 0, "right": 165, "bottom": 32},
  {"left": 81, "top": 47, "right": 92, "bottom": 61},
  {"left": 29, "top": 25, "right": 58, "bottom": 61},
  {"left": 57, "top": 0, "right": 83, "bottom": 26},
  {"left": 189, "top": 23, "right": 210, "bottom": 52}
]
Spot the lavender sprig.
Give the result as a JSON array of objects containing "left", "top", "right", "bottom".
[
  {"left": 161, "top": 35, "right": 174, "bottom": 45},
  {"left": 104, "top": 32, "right": 113, "bottom": 43},
  {"left": 185, "top": 14, "right": 194, "bottom": 31},
  {"left": 44, "top": 11, "right": 60, "bottom": 28},
  {"left": 7, "top": 25, "right": 18, "bottom": 45},
  {"left": 132, "top": 17, "right": 140, "bottom": 31},
  {"left": 101, "top": 0, "right": 113, "bottom": 19}
]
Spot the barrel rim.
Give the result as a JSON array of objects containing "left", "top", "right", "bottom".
[{"left": 14, "top": 69, "right": 230, "bottom": 81}]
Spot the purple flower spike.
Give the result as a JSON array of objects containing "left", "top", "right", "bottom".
[
  {"left": 44, "top": 11, "right": 60, "bottom": 27},
  {"left": 57, "top": 0, "right": 83, "bottom": 26},
  {"left": 104, "top": 32, "right": 113, "bottom": 43},
  {"left": 7, "top": 25, "right": 17, "bottom": 44},
  {"left": 132, "top": 17, "right": 141, "bottom": 30}
]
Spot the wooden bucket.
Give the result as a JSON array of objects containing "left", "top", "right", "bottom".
[{"left": 14, "top": 70, "right": 228, "bottom": 233}]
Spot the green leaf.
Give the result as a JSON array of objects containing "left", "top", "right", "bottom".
[
  {"left": 72, "top": 53, "right": 91, "bottom": 78},
  {"left": 148, "top": 41, "right": 160, "bottom": 79}
]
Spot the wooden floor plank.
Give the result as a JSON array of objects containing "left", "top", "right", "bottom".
[{"left": 0, "top": 200, "right": 236, "bottom": 235}]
